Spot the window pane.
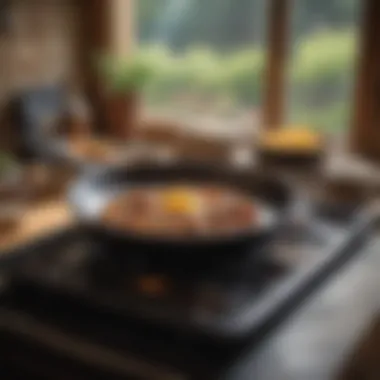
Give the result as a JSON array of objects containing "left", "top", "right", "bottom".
[
  {"left": 286, "top": 0, "right": 362, "bottom": 133},
  {"left": 137, "top": 0, "right": 268, "bottom": 136}
]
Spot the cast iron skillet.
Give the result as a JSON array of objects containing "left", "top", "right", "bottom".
[{"left": 68, "top": 162, "right": 293, "bottom": 255}]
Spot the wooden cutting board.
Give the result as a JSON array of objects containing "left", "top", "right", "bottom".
[{"left": 0, "top": 199, "right": 74, "bottom": 254}]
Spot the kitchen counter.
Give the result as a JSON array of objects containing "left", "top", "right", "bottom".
[
  {"left": 0, "top": 198, "right": 74, "bottom": 255},
  {"left": 0, "top": 163, "right": 75, "bottom": 255},
  {"left": 226, "top": 229, "right": 380, "bottom": 380}
]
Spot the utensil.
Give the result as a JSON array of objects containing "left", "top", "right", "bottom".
[{"left": 68, "top": 163, "right": 292, "bottom": 256}]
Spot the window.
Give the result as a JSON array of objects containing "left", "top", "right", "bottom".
[
  {"left": 97, "top": 0, "right": 379, "bottom": 155},
  {"left": 285, "top": 0, "right": 362, "bottom": 133},
  {"left": 137, "top": 0, "right": 268, "bottom": 136},
  {"left": 135, "top": 0, "right": 363, "bottom": 136}
]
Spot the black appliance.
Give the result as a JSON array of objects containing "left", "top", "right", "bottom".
[{"left": 0, "top": 203, "right": 374, "bottom": 379}]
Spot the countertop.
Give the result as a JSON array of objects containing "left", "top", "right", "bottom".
[
  {"left": 225, "top": 229, "right": 380, "bottom": 380},
  {"left": 0, "top": 198, "right": 74, "bottom": 254}
]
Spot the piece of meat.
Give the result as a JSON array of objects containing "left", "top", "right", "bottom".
[
  {"left": 124, "top": 190, "right": 155, "bottom": 215},
  {"left": 159, "top": 213, "right": 199, "bottom": 237},
  {"left": 205, "top": 196, "right": 255, "bottom": 234}
]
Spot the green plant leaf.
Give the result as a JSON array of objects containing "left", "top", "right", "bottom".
[{"left": 98, "top": 54, "right": 156, "bottom": 94}]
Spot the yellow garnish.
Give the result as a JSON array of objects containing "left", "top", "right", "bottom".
[{"left": 161, "top": 188, "right": 199, "bottom": 214}]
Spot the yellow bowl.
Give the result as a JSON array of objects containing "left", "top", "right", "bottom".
[{"left": 259, "top": 127, "right": 323, "bottom": 154}]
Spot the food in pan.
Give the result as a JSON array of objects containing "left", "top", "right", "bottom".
[{"left": 101, "top": 184, "right": 257, "bottom": 237}]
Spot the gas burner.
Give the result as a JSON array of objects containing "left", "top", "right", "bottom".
[{"left": 0, "top": 206, "right": 374, "bottom": 380}]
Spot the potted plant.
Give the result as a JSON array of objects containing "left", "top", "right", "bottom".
[{"left": 99, "top": 55, "right": 154, "bottom": 140}]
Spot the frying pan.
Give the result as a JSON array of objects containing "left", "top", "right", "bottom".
[{"left": 68, "top": 162, "right": 293, "bottom": 255}]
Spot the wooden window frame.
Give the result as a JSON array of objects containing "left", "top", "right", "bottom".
[
  {"left": 75, "top": 0, "right": 111, "bottom": 133},
  {"left": 262, "top": 0, "right": 291, "bottom": 129},
  {"left": 350, "top": 0, "right": 380, "bottom": 160},
  {"left": 79, "top": 0, "right": 380, "bottom": 158}
]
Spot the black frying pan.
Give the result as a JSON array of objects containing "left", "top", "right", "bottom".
[{"left": 68, "top": 162, "right": 293, "bottom": 255}]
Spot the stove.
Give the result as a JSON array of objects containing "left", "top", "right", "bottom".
[{"left": 0, "top": 205, "right": 374, "bottom": 380}]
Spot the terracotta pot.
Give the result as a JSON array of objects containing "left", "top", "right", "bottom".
[{"left": 105, "top": 93, "right": 140, "bottom": 140}]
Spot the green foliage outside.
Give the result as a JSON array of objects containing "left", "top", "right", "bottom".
[
  {"left": 135, "top": 0, "right": 360, "bottom": 132},
  {"left": 136, "top": 29, "right": 357, "bottom": 132},
  {"left": 288, "top": 29, "right": 358, "bottom": 132},
  {"left": 98, "top": 55, "right": 155, "bottom": 94}
]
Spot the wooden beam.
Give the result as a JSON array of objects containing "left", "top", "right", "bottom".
[
  {"left": 74, "top": 0, "right": 111, "bottom": 133},
  {"left": 74, "top": 0, "right": 109, "bottom": 87},
  {"left": 262, "top": 0, "right": 291, "bottom": 129},
  {"left": 350, "top": 0, "right": 380, "bottom": 160},
  {"left": 110, "top": 0, "right": 134, "bottom": 58}
]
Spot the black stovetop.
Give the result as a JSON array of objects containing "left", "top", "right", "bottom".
[{"left": 0, "top": 206, "right": 374, "bottom": 380}]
